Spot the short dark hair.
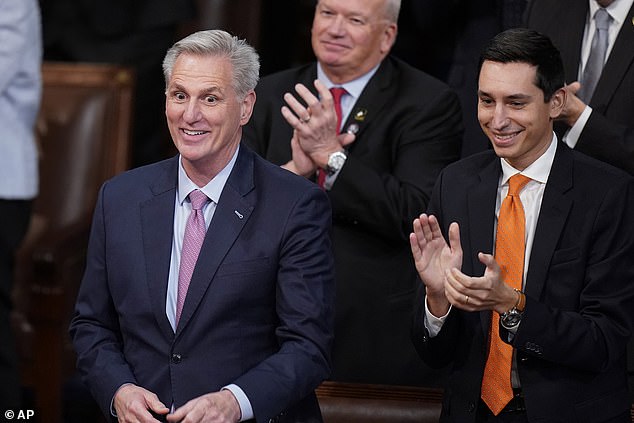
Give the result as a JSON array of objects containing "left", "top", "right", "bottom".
[{"left": 478, "top": 28, "right": 564, "bottom": 101}]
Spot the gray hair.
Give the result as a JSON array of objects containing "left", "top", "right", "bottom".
[
  {"left": 162, "top": 29, "right": 260, "bottom": 98},
  {"left": 384, "top": 0, "right": 401, "bottom": 22}
]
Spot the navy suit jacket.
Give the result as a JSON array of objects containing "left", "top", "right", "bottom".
[
  {"left": 527, "top": 0, "right": 634, "bottom": 174},
  {"left": 412, "top": 142, "right": 634, "bottom": 422},
  {"left": 70, "top": 146, "right": 334, "bottom": 422},
  {"left": 244, "top": 56, "right": 462, "bottom": 385}
]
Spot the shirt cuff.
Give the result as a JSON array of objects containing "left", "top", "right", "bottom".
[
  {"left": 323, "top": 168, "right": 342, "bottom": 190},
  {"left": 563, "top": 104, "right": 592, "bottom": 149},
  {"left": 424, "top": 297, "right": 451, "bottom": 338},
  {"left": 222, "top": 384, "right": 253, "bottom": 422}
]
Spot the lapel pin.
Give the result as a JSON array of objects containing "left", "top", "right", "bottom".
[
  {"left": 346, "top": 123, "right": 359, "bottom": 135},
  {"left": 354, "top": 109, "right": 367, "bottom": 121},
  {"left": 234, "top": 210, "right": 244, "bottom": 219}
]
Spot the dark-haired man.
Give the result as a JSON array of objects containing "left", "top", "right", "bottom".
[{"left": 411, "top": 28, "right": 634, "bottom": 421}]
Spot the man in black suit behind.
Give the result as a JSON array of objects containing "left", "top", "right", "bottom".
[
  {"left": 244, "top": 0, "right": 463, "bottom": 386},
  {"left": 527, "top": 0, "right": 634, "bottom": 175},
  {"left": 411, "top": 28, "right": 634, "bottom": 421}
]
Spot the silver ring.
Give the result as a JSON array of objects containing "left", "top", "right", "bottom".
[{"left": 465, "top": 295, "right": 470, "bottom": 304}]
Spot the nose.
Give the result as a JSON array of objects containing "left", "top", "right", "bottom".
[
  {"left": 490, "top": 104, "right": 510, "bottom": 130},
  {"left": 182, "top": 99, "right": 201, "bottom": 123},
  {"left": 326, "top": 15, "right": 346, "bottom": 37}
]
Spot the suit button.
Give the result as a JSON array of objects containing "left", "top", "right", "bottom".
[
  {"left": 468, "top": 401, "right": 476, "bottom": 412},
  {"left": 171, "top": 353, "right": 182, "bottom": 364}
]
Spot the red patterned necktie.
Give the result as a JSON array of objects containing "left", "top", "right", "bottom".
[
  {"left": 481, "top": 174, "right": 531, "bottom": 415},
  {"left": 176, "top": 189, "right": 209, "bottom": 325},
  {"left": 318, "top": 87, "right": 347, "bottom": 188}
]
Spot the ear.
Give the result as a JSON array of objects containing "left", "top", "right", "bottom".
[
  {"left": 549, "top": 87, "right": 566, "bottom": 119},
  {"left": 380, "top": 23, "right": 398, "bottom": 54},
  {"left": 239, "top": 90, "right": 256, "bottom": 126}
]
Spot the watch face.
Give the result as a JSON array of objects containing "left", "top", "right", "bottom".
[
  {"left": 327, "top": 151, "right": 347, "bottom": 173},
  {"left": 501, "top": 310, "right": 522, "bottom": 329}
]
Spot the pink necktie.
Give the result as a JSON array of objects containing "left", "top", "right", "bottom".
[
  {"left": 318, "top": 87, "right": 347, "bottom": 188},
  {"left": 176, "top": 189, "right": 209, "bottom": 325}
]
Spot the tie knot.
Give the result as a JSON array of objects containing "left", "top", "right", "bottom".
[
  {"left": 595, "top": 8, "right": 612, "bottom": 30},
  {"left": 188, "top": 189, "right": 209, "bottom": 211},
  {"left": 330, "top": 87, "right": 347, "bottom": 103},
  {"left": 507, "top": 174, "right": 531, "bottom": 196}
]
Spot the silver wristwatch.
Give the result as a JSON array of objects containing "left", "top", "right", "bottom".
[
  {"left": 500, "top": 289, "right": 525, "bottom": 330},
  {"left": 500, "top": 308, "right": 523, "bottom": 330},
  {"left": 326, "top": 150, "right": 347, "bottom": 175}
]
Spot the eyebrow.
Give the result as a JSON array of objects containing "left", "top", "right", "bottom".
[
  {"left": 168, "top": 82, "right": 223, "bottom": 94},
  {"left": 477, "top": 90, "right": 532, "bottom": 101}
]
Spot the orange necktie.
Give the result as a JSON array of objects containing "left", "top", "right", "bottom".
[
  {"left": 481, "top": 174, "right": 531, "bottom": 415},
  {"left": 318, "top": 87, "right": 347, "bottom": 188}
]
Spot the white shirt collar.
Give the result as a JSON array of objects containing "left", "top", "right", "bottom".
[
  {"left": 177, "top": 145, "right": 239, "bottom": 206},
  {"left": 500, "top": 133, "right": 557, "bottom": 186},
  {"left": 588, "top": 0, "right": 633, "bottom": 27},
  {"left": 316, "top": 62, "right": 380, "bottom": 100}
]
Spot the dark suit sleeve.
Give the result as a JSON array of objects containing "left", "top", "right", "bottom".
[
  {"left": 233, "top": 185, "right": 335, "bottom": 421},
  {"left": 576, "top": 112, "right": 634, "bottom": 175},
  {"left": 69, "top": 182, "right": 137, "bottom": 416},
  {"left": 329, "top": 85, "right": 463, "bottom": 243}
]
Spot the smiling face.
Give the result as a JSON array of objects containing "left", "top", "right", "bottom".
[
  {"left": 165, "top": 53, "right": 255, "bottom": 185},
  {"left": 311, "top": 0, "right": 397, "bottom": 83},
  {"left": 477, "top": 60, "right": 564, "bottom": 170}
]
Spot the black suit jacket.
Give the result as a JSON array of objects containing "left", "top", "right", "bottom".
[
  {"left": 244, "top": 56, "right": 463, "bottom": 385},
  {"left": 70, "top": 146, "right": 333, "bottom": 422},
  {"left": 412, "top": 142, "right": 634, "bottom": 422},
  {"left": 527, "top": 0, "right": 634, "bottom": 174}
]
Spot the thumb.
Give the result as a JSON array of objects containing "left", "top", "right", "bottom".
[
  {"left": 478, "top": 252, "right": 501, "bottom": 276},
  {"left": 146, "top": 393, "right": 169, "bottom": 415},
  {"left": 338, "top": 133, "right": 356, "bottom": 147},
  {"left": 567, "top": 81, "right": 581, "bottom": 94}
]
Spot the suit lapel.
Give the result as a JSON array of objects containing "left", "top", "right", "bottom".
[
  {"left": 591, "top": 2, "right": 634, "bottom": 109},
  {"left": 342, "top": 58, "right": 395, "bottom": 147},
  {"left": 176, "top": 147, "right": 256, "bottom": 335},
  {"left": 141, "top": 157, "right": 179, "bottom": 337},
  {"left": 525, "top": 143, "right": 573, "bottom": 299},
  {"left": 467, "top": 157, "right": 500, "bottom": 335}
]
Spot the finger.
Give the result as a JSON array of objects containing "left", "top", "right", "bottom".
[
  {"left": 444, "top": 269, "right": 463, "bottom": 306},
  {"left": 281, "top": 105, "right": 304, "bottom": 129},
  {"left": 283, "top": 92, "right": 311, "bottom": 123},
  {"left": 409, "top": 231, "right": 423, "bottom": 260},
  {"left": 412, "top": 214, "right": 429, "bottom": 245},
  {"left": 295, "top": 82, "right": 323, "bottom": 113},
  {"left": 427, "top": 214, "right": 443, "bottom": 242},
  {"left": 313, "top": 79, "right": 334, "bottom": 110}
]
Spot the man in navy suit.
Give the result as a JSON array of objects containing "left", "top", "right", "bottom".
[
  {"left": 244, "top": 0, "right": 462, "bottom": 386},
  {"left": 70, "top": 30, "right": 334, "bottom": 423},
  {"left": 411, "top": 29, "right": 634, "bottom": 421}
]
